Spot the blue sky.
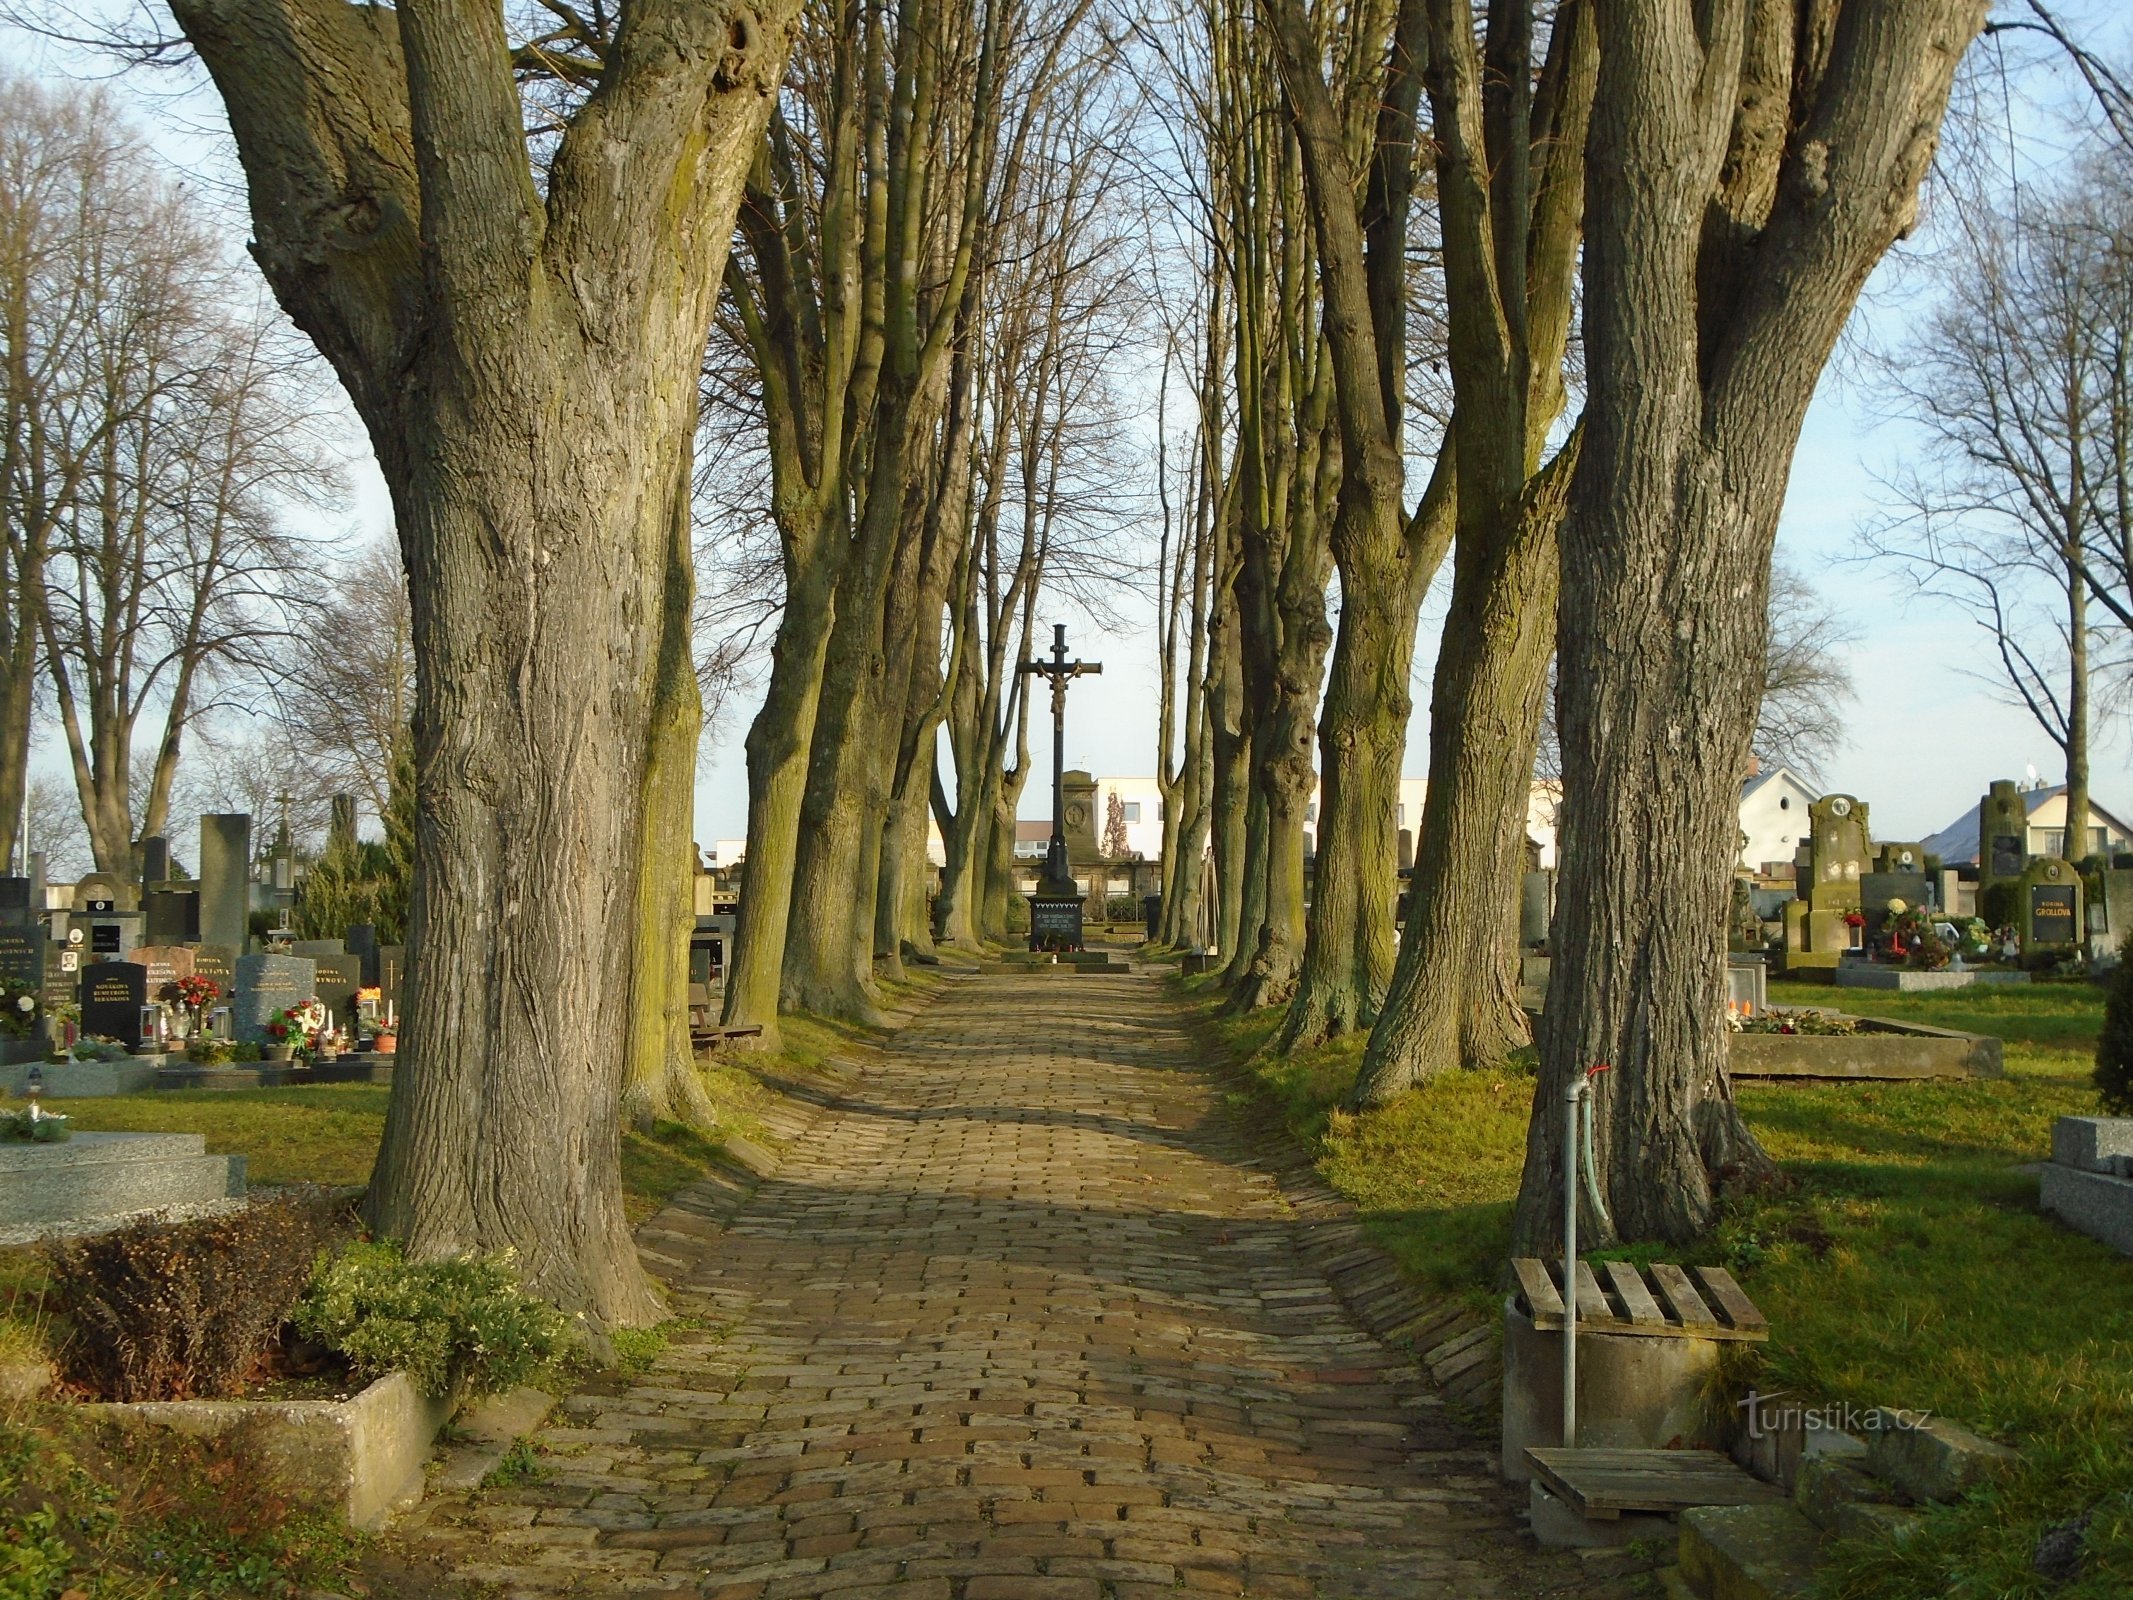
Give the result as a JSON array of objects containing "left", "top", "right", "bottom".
[{"left": 13, "top": 5, "right": 2133, "bottom": 851}]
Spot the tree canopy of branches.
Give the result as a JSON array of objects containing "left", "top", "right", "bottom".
[
  {"left": 0, "top": 75, "right": 323, "bottom": 879},
  {"left": 1865, "top": 156, "right": 2133, "bottom": 861}
]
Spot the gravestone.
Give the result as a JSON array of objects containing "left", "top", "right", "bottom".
[
  {"left": 80, "top": 961, "right": 148, "bottom": 1051},
  {"left": 377, "top": 946, "right": 405, "bottom": 1014},
  {"left": 198, "top": 813, "right": 252, "bottom": 952},
  {"left": 231, "top": 953, "right": 315, "bottom": 1043},
  {"left": 1979, "top": 780, "right": 2029, "bottom": 889},
  {"left": 189, "top": 943, "right": 237, "bottom": 990},
  {"left": 1861, "top": 871, "right": 1931, "bottom": 931},
  {"left": 0, "top": 928, "right": 43, "bottom": 989},
  {"left": 142, "top": 888, "right": 200, "bottom": 944},
  {"left": 1875, "top": 842, "right": 1927, "bottom": 876},
  {"left": 0, "top": 878, "right": 33, "bottom": 928},
  {"left": 1062, "top": 770, "right": 1100, "bottom": 865},
  {"left": 1784, "top": 794, "right": 1873, "bottom": 973},
  {"left": 2021, "top": 857, "right": 2083, "bottom": 953},
  {"left": 346, "top": 923, "right": 379, "bottom": 986},
  {"left": 131, "top": 944, "right": 196, "bottom": 1005},
  {"left": 1028, "top": 895, "right": 1084, "bottom": 951},
  {"left": 2099, "top": 870, "right": 2133, "bottom": 951},
  {"left": 1521, "top": 870, "right": 1553, "bottom": 950},
  {"left": 310, "top": 955, "right": 361, "bottom": 1030},
  {"left": 41, "top": 944, "right": 75, "bottom": 1015},
  {"left": 139, "top": 835, "right": 170, "bottom": 886}
]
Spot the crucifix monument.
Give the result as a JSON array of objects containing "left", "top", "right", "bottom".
[{"left": 1019, "top": 623, "right": 1102, "bottom": 950}]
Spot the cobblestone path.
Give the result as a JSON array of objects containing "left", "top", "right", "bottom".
[{"left": 409, "top": 968, "right": 1613, "bottom": 1599}]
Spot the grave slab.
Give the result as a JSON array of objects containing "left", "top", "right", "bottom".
[
  {"left": 0, "top": 1131, "right": 244, "bottom": 1235},
  {"left": 2051, "top": 1115, "right": 2133, "bottom": 1174},
  {"left": 2039, "top": 1162, "right": 2133, "bottom": 1257}
]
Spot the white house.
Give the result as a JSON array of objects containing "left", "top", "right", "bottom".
[
  {"left": 1923, "top": 783, "right": 2133, "bottom": 865},
  {"left": 1738, "top": 765, "right": 1819, "bottom": 874}
]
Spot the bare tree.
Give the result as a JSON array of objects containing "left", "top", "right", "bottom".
[
  {"left": 0, "top": 77, "right": 166, "bottom": 873},
  {"left": 42, "top": 290, "right": 325, "bottom": 874},
  {"left": 1864, "top": 159, "right": 2133, "bottom": 858},
  {"left": 1755, "top": 561, "right": 1858, "bottom": 784},
  {"left": 269, "top": 538, "right": 413, "bottom": 827}
]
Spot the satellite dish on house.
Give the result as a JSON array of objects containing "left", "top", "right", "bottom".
[{"left": 2025, "top": 761, "right": 2041, "bottom": 789}]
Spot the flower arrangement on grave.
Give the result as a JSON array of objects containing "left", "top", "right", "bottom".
[
  {"left": 1841, "top": 911, "right": 1866, "bottom": 929},
  {"left": 266, "top": 998, "right": 330, "bottom": 1060},
  {"left": 0, "top": 982, "right": 38, "bottom": 1038},
  {"left": 1878, "top": 904, "right": 1952, "bottom": 970},
  {"left": 1733, "top": 1010, "right": 1859, "bottom": 1036},
  {"left": 171, "top": 973, "right": 220, "bottom": 1028}
]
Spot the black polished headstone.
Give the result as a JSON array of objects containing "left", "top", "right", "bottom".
[
  {"left": 90, "top": 924, "right": 122, "bottom": 955},
  {"left": 2031, "top": 884, "right": 2078, "bottom": 947},
  {"left": 311, "top": 955, "right": 361, "bottom": 1029},
  {"left": 143, "top": 888, "right": 201, "bottom": 944},
  {"left": 190, "top": 943, "right": 237, "bottom": 989},
  {"left": 0, "top": 878, "right": 32, "bottom": 928},
  {"left": 346, "top": 924, "right": 379, "bottom": 986},
  {"left": 1028, "top": 896, "right": 1084, "bottom": 952},
  {"left": 0, "top": 928, "right": 43, "bottom": 987},
  {"left": 80, "top": 961, "right": 148, "bottom": 1051},
  {"left": 1989, "top": 833, "right": 2025, "bottom": 879},
  {"left": 140, "top": 835, "right": 170, "bottom": 885}
]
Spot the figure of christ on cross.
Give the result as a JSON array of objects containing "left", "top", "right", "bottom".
[{"left": 1019, "top": 623, "right": 1102, "bottom": 897}]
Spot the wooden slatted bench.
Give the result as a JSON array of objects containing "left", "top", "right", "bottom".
[
  {"left": 1510, "top": 1257, "right": 1769, "bottom": 1342},
  {"left": 1524, "top": 1447, "right": 1786, "bottom": 1520}
]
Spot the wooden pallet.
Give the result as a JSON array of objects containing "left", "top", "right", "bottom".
[
  {"left": 1525, "top": 1447, "right": 1787, "bottom": 1519},
  {"left": 1511, "top": 1257, "right": 1768, "bottom": 1342}
]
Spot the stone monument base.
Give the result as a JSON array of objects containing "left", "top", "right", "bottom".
[
  {"left": 0, "top": 1131, "right": 245, "bottom": 1240},
  {"left": 2042, "top": 1116, "right": 2133, "bottom": 1256},
  {"left": 1026, "top": 892, "right": 1084, "bottom": 953}
]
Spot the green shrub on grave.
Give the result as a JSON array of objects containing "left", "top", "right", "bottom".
[
  {"left": 295, "top": 1241, "right": 575, "bottom": 1400},
  {"left": 2095, "top": 932, "right": 2133, "bottom": 1114}
]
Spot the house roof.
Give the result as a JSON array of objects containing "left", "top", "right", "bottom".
[
  {"left": 1741, "top": 765, "right": 1815, "bottom": 804},
  {"left": 1923, "top": 784, "right": 2133, "bottom": 864}
]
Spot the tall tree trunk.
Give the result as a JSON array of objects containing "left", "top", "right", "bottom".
[
  {"left": 1513, "top": 0, "right": 1982, "bottom": 1252},
  {"left": 1352, "top": 439, "right": 1575, "bottom": 1100},
  {"left": 2065, "top": 546, "right": 2091, "bottom": 859},
  {"left": 722, "top": 560, "right": 836, "bottom": 1045},
  {"left": 173, "top": 0, "right": 798, "bottom": 1329},
  {"left": 625, "top": 455, "right": 716, "bottom": 1131}
]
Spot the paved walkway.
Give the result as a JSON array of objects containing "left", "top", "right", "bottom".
[{"left": 408, "top": 968, "right": 1615, "bottom": 1599}]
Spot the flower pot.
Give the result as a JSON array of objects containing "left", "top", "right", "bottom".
[
  {"left": 371, "top": 1031, "right": 397, "bottom": 1055},
  {"left": 264, "top": 1044, "right": 292, "bottom": 1062}
]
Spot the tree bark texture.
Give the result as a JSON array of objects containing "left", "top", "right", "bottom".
[
  {"left": 1513, "top": 0, "right": 1984, "bottom": 1253},
  {"left": 172, "top": 0, "right": 798, "bottom": 1328}
]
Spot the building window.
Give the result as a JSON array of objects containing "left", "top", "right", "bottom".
[
  {"left": 2042, "top": 829, "right": 2067, "bottom": 858},
  {"left": 1779, "top": 795, "right": 1790, "bottom": 810},
  {"left": 1123, "top": 802, "right": 1141, "bottom": 823},
  {"left": 1398, "top": 804, "right": 1407, "bottom": 826}
]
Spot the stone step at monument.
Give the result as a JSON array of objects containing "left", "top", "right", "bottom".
[{"left": 0, "top": 1130, "right": 245, "bottom": 1234}]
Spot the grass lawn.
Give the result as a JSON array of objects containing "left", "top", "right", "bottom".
[
  {"left": 1196, "top": 971, "right": 2133, "bottom": 1599},
  {"left": 0, "top": 1004, "right": 893, "bottom": 1599}
]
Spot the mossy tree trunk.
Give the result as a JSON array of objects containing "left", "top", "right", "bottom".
[
  {"left": 170, "top": 0, "right": 798, "bottom": 1329},
  {"left": 1351, "top": 0, "right": 1595, "bottom": 1101},
  {"left": 1513, "top": 0, "right": 1982, "bottom": 1251}
]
